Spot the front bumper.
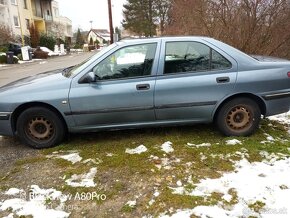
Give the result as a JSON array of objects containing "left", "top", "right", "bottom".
[{"left": 0, "top": 112, "right": 14, "bottom": 136}]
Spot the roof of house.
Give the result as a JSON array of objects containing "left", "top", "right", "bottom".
[{"left": 88, "top": 29, "right": 111, "bottom": 41}]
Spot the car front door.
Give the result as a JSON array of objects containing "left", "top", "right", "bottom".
[
  {"left": 68, "top": 42, "right": 159, "bottom": 129},
  {"left": 154, "top": 39, "right": 238, "bottom": 122}
]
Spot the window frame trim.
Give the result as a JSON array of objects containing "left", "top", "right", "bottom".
[
  {"left": 86, "top": 42, "right": 159, "bottom": 83},
  {"left": 160, "top": 40, "right": 234, "bottom": 76}
]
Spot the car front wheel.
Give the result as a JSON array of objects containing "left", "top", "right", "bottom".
[
  {"left": 216, "top": 98, "right": 261, "bottom": 136},
  {"left": 16, "top": 107, "right": 66, "bottom": 149}
]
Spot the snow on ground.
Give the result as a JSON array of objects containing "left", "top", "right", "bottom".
[
  {"left": 65, "top": 167, "right": 97, "bottom": 187},
  {"left": 167, "top": 153, "right": 290, "bottom": 218},
  {"left": 125, "top": 200, "right": 137, "bottom": 208},
  {"left": 226, "top": 139, "right": 242, "bottom": 145},
  {"left": 268, "top": 111, "right": 290, "bottom": 125},
  {"left": 161, "top": 141, "right": 174, "bottom": 153},
  {"left": 125, "top": 145, "right": 148, "bottom": 154},
  {"left": 187, "top": 142, "right": 211, "bottom": 148},
  {"left": 18, "top": 59, "right": 42, "bottom": 64},
  {"left": 46, "top": 151, "right": 82, "bottom": 164},
  {"left": 0, "top": 185, "right": 69, "bottom": 218}
]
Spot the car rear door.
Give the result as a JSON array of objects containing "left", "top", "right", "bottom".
[
  {"left": 68, "top": 41, "right": 160, "bottom": 129},
  {"left": 154, "top": 38, "right": 238, "bottom": 122}
]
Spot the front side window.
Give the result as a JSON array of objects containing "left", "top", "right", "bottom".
[
  {"left": 164, "top": 41, "right": 231, "bottom": 74},
  {"left": 93, "top": 43, "right": 157, "bottom": 80}
]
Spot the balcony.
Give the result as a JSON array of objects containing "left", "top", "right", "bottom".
[
  {"left": 44, "top": 14, "right": 53, "bottom": 21},
  {"left": 0, "top": 0, "right": 7, "bottom": 8}
]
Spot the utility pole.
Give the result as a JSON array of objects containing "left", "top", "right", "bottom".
[{"left": 107, "top": 0, "right": 114, "bottom": 44}]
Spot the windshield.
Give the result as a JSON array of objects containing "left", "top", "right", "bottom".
[{"left": 62, "top": 43, "right": 117, "bottom": 77}]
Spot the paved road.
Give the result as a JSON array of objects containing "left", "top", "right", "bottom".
[
  {"left": 0, "top": 51, "right": 96, "bottom": 174},
  {"left": 0, "top": 51, "right": 96, "bottom": 86}
]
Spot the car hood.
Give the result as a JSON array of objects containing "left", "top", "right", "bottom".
[
  {"left": 0, "top": 69, "right": 72, "bottom": 110},
  {"left": 0, "top": 69, "right": 67, "bottom": 91}
]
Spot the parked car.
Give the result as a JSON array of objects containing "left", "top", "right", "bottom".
[
  {"left": 8, "top": 43, "right": 22, "bottom": 56},
  {"left": 0, "top": 36, "right": 290, "bottom": 148}
]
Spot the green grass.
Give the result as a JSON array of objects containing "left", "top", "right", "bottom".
[{"left": 1, "top": 119, "right": 289, "bottom": 216}]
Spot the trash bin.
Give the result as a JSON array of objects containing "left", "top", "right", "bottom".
[
  {"left": 28, "top": 48, "right": 32, "bottom": 60},
  {"left": 6, "top": 52, "right": 14, "bottom": 64}
]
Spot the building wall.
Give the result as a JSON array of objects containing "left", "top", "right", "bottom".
[
  {"left": 18, "top": 0, "right": 33, "bottom": 37},
  {"left": 7, "top": 0, "right": 22, "bottom": 37},
  {"left": 1, "top": 0, "right": 72, "bottom": 45},
  {"left": 0, "top": 1, "right": 9, "bottom": 26}
]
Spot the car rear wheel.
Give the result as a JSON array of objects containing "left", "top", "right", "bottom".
[
  {"left": 216, "top": 98, "right": 261, "bottom": 136},
  {"left": 16, "top": 107, "right": 65, "bottom": 149}
]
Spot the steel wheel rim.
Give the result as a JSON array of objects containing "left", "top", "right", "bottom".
[
  {"left": 226, "top": 106, "right": 251, "bottom": 130},
  {"left": 27, "top": 117, "right": 54, "bottom": 141}
]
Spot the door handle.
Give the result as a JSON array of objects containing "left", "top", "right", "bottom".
[
  {"left": 136, "top": 84, "right": 150, "bottom": 90},
  {"left": 216, "top": 77, "right": 230, "bottom": 83}
]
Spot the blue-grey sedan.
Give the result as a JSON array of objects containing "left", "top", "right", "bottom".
[{"left": 0, "top": 37, "right": 290, "bottom": 148}]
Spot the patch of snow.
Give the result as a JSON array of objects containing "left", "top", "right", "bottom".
[
  {"left": 106, "top": 153, "right": 114, "bottom": 157},
  {"left": 176, "top": 180, "right": 183, "bottom": 187},
  {"left": 40, "top": 47, "right": 59, "bottom": 56},
  {"left": 47, "top": 152, "right": 82, "bottom": 164},
  {"left": 268, "top": 111, "right": 290, "bottom": 125},
  {"left": 5, "top": 188, "right": 24, "bottom": 196},
  {"left": 39, "top": 61, "right": 47, "bottom": 64},
  {"left": 125, "top": 145, "right": 148, "bottom": 154},
  {"left": 125, "top": 200, "right": 136, "bottom": 207},
  {"left": 153, "top": 191, "right": 160, "bottom": 197},
  {"left": 148, "top": 199, "right": 155, "bottom": 206},
  {"left": 169, "top": 156, "right": 290, "bottom": 218},
  {"left": 161, "top": 141, "right": 174, "bottom": 153},
  {"left": 187, "top": 142, "right": 211, "bottom": 148},
  {"left": 65, "top": 167, "right": 97, "bottom": 187},
  {"left": 0, "top": 185, "right": 69, "bottom": 218},
  {"left": 226, "top": 139, "right": 242, "bottom": 145},
  {"left": 82, "top": 158, "right": 102, "bottom": 165},
  {"left": 59, "top": 153, "right": 82, "bottom": 164}
]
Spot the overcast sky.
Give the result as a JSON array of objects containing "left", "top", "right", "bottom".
[{"left": 57, "top": 0, "right": 127, "bottom": 31}]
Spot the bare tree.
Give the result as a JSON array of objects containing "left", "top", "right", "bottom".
[
  {"left": 0, "top": 24, "right": 15, "bottom": 45},
  {"left": 165, "top": 0, "right": 290, "bottom": 59}
]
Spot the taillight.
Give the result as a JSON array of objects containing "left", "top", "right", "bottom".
[{"left": 288, "top": 72, "right": 290, "bottom": 77}]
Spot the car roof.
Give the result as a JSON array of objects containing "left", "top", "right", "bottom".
[{"left": 119, "top": 36, "right": 212, "bottom": 43}]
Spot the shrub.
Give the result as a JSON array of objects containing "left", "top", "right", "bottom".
[
  {"left": 33, "top": 48, "right": 48, "bottom": 59},
  {"left": 0, "top": 45, "right": 8, "bottom": 53},
  {"left": 17, "top": 53, "right": 23, "bottom": 61},
  {"left": 0, "top": 54, "right": 6, "bottom": 64},
  {"left": 88, "top": 45, "right": 96, "bottom": 51},
  {"left": 39, "top": 34, "right": 56, "bottom": 51}
]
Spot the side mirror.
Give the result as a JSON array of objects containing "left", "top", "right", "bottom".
[{"left": 79, "top": 71, "right": 96, "bottom": 84}]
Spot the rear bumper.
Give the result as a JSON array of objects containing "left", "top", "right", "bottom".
[
  {"left": 263, "top": 97, "right": 290, "bottom": 116},
  {"left": 0, "top": 112, "right": 14, "bottom": 136}
]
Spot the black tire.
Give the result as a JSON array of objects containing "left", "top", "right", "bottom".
[
  {"left": 216, "top": 98, "right": 261, "bottom": 136},
  {"left": 16, "top": 107, "right": 66, "bottom": 149}
]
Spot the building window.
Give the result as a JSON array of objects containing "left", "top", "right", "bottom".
[
  {"left": 14, "top": 16, "right": 19, "bottom": 27},
  {"left": 25, "top": 18, "right": 30, "bottom": 29},
  {"left": 11, "top": 0, "right": 17, "bottom": 5},
  {"left": 54, "top": 7, "right": 59, "bottom": 17},
  {"left": 23, "top": 0, "right": 27, "bottom": 9}
]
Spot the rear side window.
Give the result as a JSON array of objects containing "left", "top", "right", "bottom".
[{"left": 164, "top": 41, "right": 231, "bottom": 74}]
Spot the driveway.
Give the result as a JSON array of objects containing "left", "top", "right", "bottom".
[{"left": 0, "top": 51, "right": 95, "bottom": 86}]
